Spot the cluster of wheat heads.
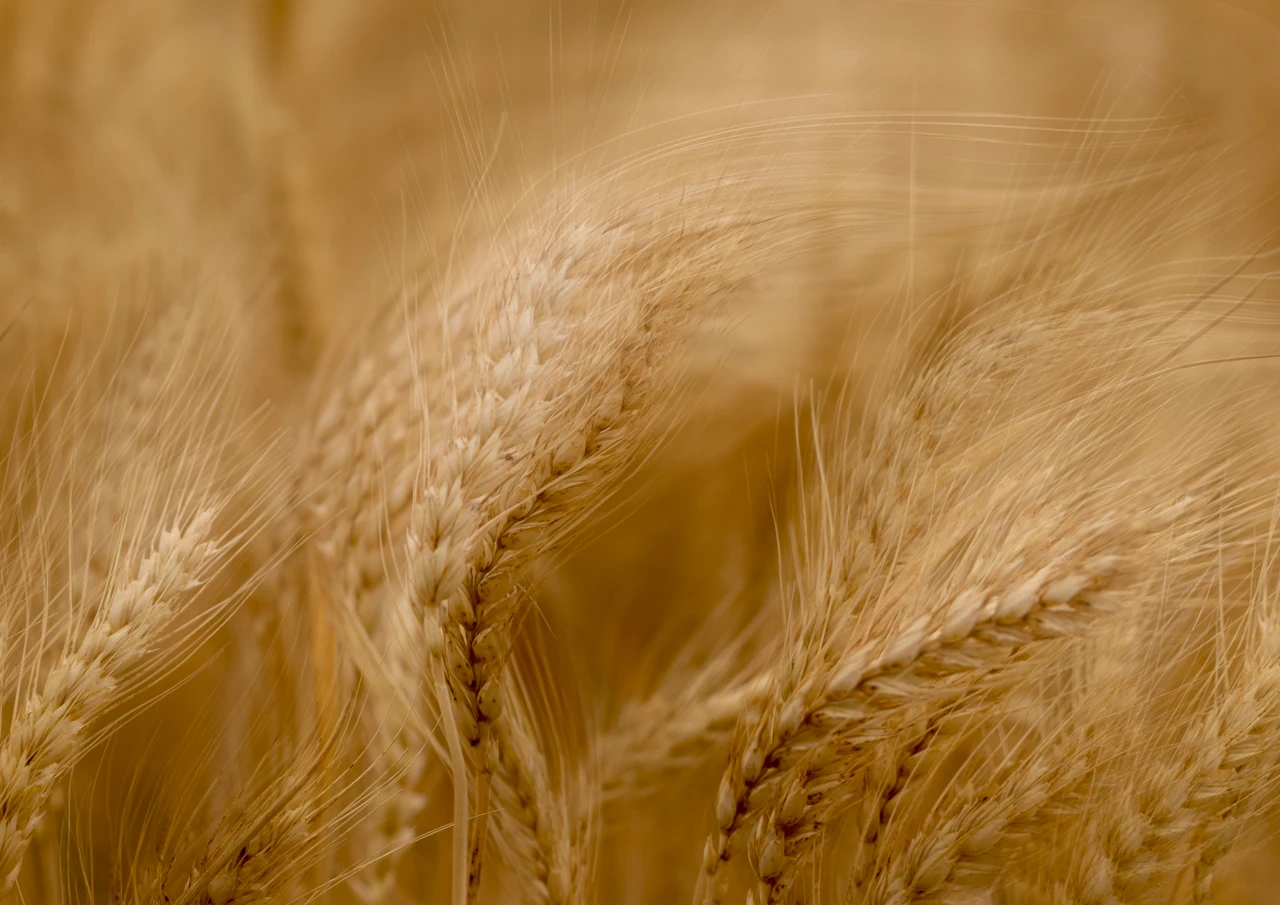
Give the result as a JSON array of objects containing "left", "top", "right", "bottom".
[{"left": 8, "top": 1, "right": 1280, "bottom": 904}]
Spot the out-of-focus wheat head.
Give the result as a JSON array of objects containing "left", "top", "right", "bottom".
[{"left": 5, "top": 1, "right": 1280, "bottom": 904}]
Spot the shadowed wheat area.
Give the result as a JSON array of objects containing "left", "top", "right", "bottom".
[{"left": 7, "top": 1, "right": 1280, "bottom": 903}]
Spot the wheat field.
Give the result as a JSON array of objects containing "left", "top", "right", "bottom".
[{"left": 6, "top": 1, "right": 1280, "bottom": 903}]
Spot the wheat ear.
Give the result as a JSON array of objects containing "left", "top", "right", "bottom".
[
  {"left": 161, "top": 716, "right": 355, "bottom": 905},
  {"left": 1186, "top": 649, "right": 1280, "bottom": 902},
  {"left": 697, "top": 315, "right": 1140, "bottom": 902},
  {"left": 484, "top": 681, "right": 585, "bottom": 905},
  {"left": 347, "top": 594, "right": 432, "bottom": 905},
  {"left": 599, "top": 672, "right": 772, "bottom": 804},
  {"left": 887, "top": 635, "right": 1279, "bottom": 905},
  {"left": 702, "top": 293, "right": 1255, "bottom": 902},
  {"left": 850, "top": 663, "right": 1116, "bottom": 905},
  {"left": 871, "top": 522, "right": 1280, "bottom": 905},
  {"left": 857, "top": 737, "right": 1094, "bottom": 905},
  {"left": 737, "top": 557, "right": 1123, "bottom": 904},
  {"left": 0, "top": 508, "right": 223, "bottom": 889},
  {"left": 1053, "top": 625, "right": 1280, "bottom": 904},
  {"left": 403, "top": 193, "right": 788, "bottom": 901}
]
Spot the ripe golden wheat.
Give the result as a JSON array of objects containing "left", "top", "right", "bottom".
[{"left": 6, "top": 1, "right": 1280, "bottom": 904}]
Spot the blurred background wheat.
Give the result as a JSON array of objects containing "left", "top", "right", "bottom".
[{"left": 5, "top": 2, "right": 1280, "bottom": 903}]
